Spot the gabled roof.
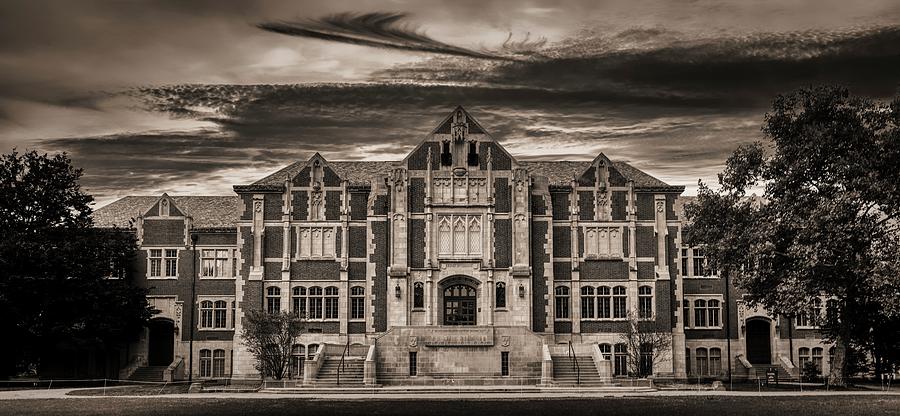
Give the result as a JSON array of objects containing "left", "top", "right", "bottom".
[
  {"left": 93, "top": 196, "right": 241, "bottom": 229},
  {"left": 518, "top": 160, "right": 676, "bottom": 188},
  {"left": 253, "top": 160, "right": 396, "bottom": 186}
]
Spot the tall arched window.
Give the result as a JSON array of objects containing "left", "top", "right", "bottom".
[
  {"left": 798, "top": 347, "right": 811, "bottom": 369},
  {"left": 291, "top": 344, "right": 306, "bottom": 379},
  {"left": 213, "top": 349, "right": 226, "bottom": 377},
  {"left": 555, "top": 286, "right": 570, "bottom": 319},
  {"left": 709, "top": 348, "right": 722, "bottom": 375},
  {"left": 696, "top": 347, "right": 709, "bottom": 375},
  {"left": 614, "top": 343, "right": 628, "bottom": 376},
  {"left": 612, "top": 286, "right": 627, "bottom": 319},
  {"left": 598, "top": 343, "right": 612, "bottom": 360},
  {"left": 707, "top": 299, "right": 721, "bottom": 327},
  {"left": 468, "top": 217, "right": 482, "bottom": 255},
  {"left": 350, "top": 286, "right": 365, "bottom": 320},
  {"left": 324, "top": 286, "right": 339, "bottom": 319},
  {"left": 413, "top": 282, "right": 424, "bottom": 308},
  {"left": 199, "top": 349, "right": 212, "bottom": 378},
  {"left": 812, "top": 347, "right": 823, "bottom": 374},
  {"left": 496, "top": 282, "right": 506, "bottom": 308},
  {"left": 200, "top": 300, "right": 213, "bottom": 328},
  {"left": 638, "top": 286, "right": 653, "bottom": 320},
  {"left": 308, "top": 286, "right": 323, "bottom": 319},
  {"left": 213, "top": 300, "right": 228, "bottom": 328},
  {"left": 292, "top": 287, "right": 307, "bottom": 318},
  {"left": 598, "top": 286, "right": 611, "bottom": 319},
  {"left": 439, "top": 217, "right": 452, "bottom": 255},
  {"left": 453, "top": 217, "right": 466, "bottom": 254},
  {"left": 694, "top": 299, "right": 708, "bottom": 327},
  {"left": 266, "top": 287, "right": 281, "bottom": 314},
  {"left": 580, "top": 286, "right": 595, "bottom": 319}
]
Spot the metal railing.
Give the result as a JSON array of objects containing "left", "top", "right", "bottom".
[
  {"left": 568, "top": 341, "right": 580, "bottom": 385},
  {"left": 337, "top": 338, "right": 350, "bottom": 385}
]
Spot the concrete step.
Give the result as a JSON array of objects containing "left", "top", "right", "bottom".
[{"left": 128, "top": 366, "right": 168, "bottom": 382}]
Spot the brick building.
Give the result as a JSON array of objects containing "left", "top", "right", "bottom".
[{"left": 95, "top": 107, "right": 833, "bottom": 384}]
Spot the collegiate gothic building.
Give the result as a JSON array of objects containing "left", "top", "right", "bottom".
[{"left": 95, "top": 107, "right": 833, "bottom": 384}]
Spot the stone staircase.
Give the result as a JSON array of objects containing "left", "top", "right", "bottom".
[
  {"left": 551, "top": 355, "right": 610, "bottom": 387},
  {"left": 312, "top": 357, "right": 366, "bottom": 387},
  {"left": 128, "top": 366, "right": 167, "bottom": 382}
]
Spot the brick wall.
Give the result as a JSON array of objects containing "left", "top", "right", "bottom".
[
  {"left": 531, "top": 221, "right": 548, "bottom": 332},
  {"left": 494, "top": 178, "right": 510, "bottom": 213},
  {"left": 494, "top": 219, "right": 511, "bottom": 268},
  {"left": 580, "top": 260, "right": 629, "bottom": 280},
  {"left": 142, "top": 219, "right": 185, "bottom": 246}
]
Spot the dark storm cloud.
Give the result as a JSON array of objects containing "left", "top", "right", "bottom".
[
  {"left": 257, "top": 12, "right": 520, "bottom": 61},
  {"left": 375, "top": 25, "right": 900, "bottom": 105}
]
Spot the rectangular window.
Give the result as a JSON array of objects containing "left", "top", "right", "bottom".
[
  {"left": 612, "top": 286, "right": 627, "bottom": 319},
  {"left": 681, "top": 248, "right": 689, "bottom": 276},
  {"left": 324, "top": 287, "right": 339, "bottom": 320},
  {"left": 199, "top": 350, "right": 212, "bottom": 378},
  {"left": 149, "top": 249, "right": 162, "bottom": 277},
  {"left": 213, "top": 349, "right": 226, "bottom": 377},
  {"left": 501, "top": 351, "right": 509, "bottom": 376},
  {"left": 555, "top": 287, "right": 570, "bottom": 319},
  {"left": 164, "top": 249, "right": 178, "bottom": 277},
  {"left": 350, "top": 287, "right": 365, "bottom": 320},
  {"left": 638, "top": 286, "right": 653, "bottom": 320},
  {"left": 201, "top": 249, "right": 234, "bottom": 278},
  {"left": 409, "top": 352, "right": 417, "bottom": 376}
]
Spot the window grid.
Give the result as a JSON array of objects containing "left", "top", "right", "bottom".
[
  {"left": 201, "top": 248, "right": 235, "bottom": 278},
  {"left": 495, "top": 282, "right": 506, "bottom": 309},
  {"left": 638, "top": 286, "right": 653, "bottom": 320},
  {"left": 148, "top": 248, "right": 178, "bottom": 278},
  {"left": 437, "top": 214, "right": 482, "bottom": 257},
  {"left": 687, "top": 297, "right": 723, "bottom": 329},
  {"left": 554, "top": 286, "right": 570, "bottom": 320},
  {"left": 350, "top": 286, "right": 365, "bottom": 320},
  {"left": 266, "top": 287, "right": 281, "bottom": 314}
]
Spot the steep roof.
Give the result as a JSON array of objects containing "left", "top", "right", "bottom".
[
  {"left": 253, "top": 160, "right": 396, "bottom": 186},
  {"left": 93, "top": 196, "right": 241, "bottom": 229},
  {"left": 252, "top": 160, "right": 675, "bottom": 188}
]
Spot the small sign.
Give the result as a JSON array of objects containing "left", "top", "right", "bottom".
[{"left": 766, "top": 368, "right": 778, "bottom": 385}]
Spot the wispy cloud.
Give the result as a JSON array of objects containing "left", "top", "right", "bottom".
[{"left": 258, "top": 12, "right": 528, "bottom": 61}]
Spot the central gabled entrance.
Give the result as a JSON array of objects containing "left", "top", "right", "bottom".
[{"left": 443, "top": 284, "right": 477, "bottom": 325}]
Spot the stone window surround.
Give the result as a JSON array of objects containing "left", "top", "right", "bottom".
[
  {"left": 685, "top": 295, "right": 724, "bottom": 329},
  {"left": 146, "top": 247, "right": 179, "bottom": 279},
  {"left": 198, "top": 246, "right": 238, "bottom": 279},
  {"left": 681, "top": 246, "right": 719, "bottom": 279},
  {"left": 290, "top": 284, "right": 341, "bottom": 322},
  {"left": 197, "top": 295, "right": 236, "bottom": 331},
  {"left": 579, "top": 285, "right": 631, "bottom": 321}
]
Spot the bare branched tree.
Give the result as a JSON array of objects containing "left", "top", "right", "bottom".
[
  {"left": 240, "top": 310, "right": 305, "bottom": 380},
  {"left": 619, "top": 312, "right": 673, "bottom": 377}
]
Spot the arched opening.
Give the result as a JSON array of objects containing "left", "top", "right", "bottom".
[
  {"left": 745, "top": 318, "right": 772, "bottom": 365},
  {"left": 147, "top": 318, "right": 175, "bottom": 366},
  {"left": 442, "top": 283, "right": 477, "bottom": 325}
]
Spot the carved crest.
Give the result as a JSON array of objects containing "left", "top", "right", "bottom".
[
  {"left": 451, "top": 109, "right": 468, "bottom": 142},
  {"left": 253, "top": 200, "right": 263, "bottom": 213},
  {"left": 656, "top": 201, "right": 665, "bottom": 213},
  {"left": 501, "top": 336, "right": 510, "bottom": 347},
  {"left": 408, "top": 336, "right": 418, "bottom": 348}
]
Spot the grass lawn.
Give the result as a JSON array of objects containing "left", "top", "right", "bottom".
[{"left": 2, "top": 396, "right": 900, "bottom": 416}]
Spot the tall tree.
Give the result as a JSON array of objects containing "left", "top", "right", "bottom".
[
  {"left": 685, "top": 86, "right": 900, "bottom": 386},
  {"left": 241, "top": 310, "right": 306, "bottom": 380},
  {"left": 0, "top": 150, "right": 151, "bottom": 378}
]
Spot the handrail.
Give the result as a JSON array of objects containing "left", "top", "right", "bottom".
[
  {"left": 337, "top": 338, "right": 350, "bottom": 385},
  {"left": 568, "top": 341, "right": 580, "bottom": 385}
]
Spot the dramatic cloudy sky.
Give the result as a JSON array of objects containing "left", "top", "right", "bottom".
[{"left": 2, "top": 1, "right": 899, "bottom": 206}]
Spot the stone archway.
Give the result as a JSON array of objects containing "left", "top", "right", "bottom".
[
  {"left": 745, "top": 317, "right": 772, "bottom": 365},
  {"left": 439, "top": 276, "right": 480, "bottom": 326},
  {"left": 147, "top": 318, "right": 175, "bottom": 366}
]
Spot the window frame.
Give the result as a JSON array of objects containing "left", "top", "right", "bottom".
[
  {"left": 685, "top": 295, "right": 724, "bottom": 329},
  {"left": 198, "top": 296, "right": 236, "bottom": 330},
  {"left": 147, "top": 247, "right": 179, "bottom": 279},
  {"left": 495, "top": 282, "right": 507, "bottom": 309},
  {"left": 413, "top": 282, "right": 425, "bottom": 309},
  {"left": 350, "top": 286, "right": 365, "bottom": 321},
  {"left": 681, "top": 246, "right": 719, "bottom": 279},
  {"left": 266, "top": 286, "right": 281, "bottom": 315},
  {"left": 554, "top": 286, "right": 570, "bottom": 320},
  {"left": 436, "top": 214, "right": 483, "bottom": 258},
  {"left": 199, "top": 247, "right": 238, "bottom": 279},
  {"left": 638, "top": 285, "right": 654, "bottom": 320}
]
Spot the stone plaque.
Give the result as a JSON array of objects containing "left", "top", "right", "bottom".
[{"left": 424, "top": 327, "right": 494, "bottom": 347}]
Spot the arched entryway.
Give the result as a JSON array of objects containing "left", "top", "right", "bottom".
[
  {"left": 441, "top": 278, "right": 478, "bottom": 326},
  {"left": 147, "top": 318, "right": 175, "bottom": 366},
  {"left": 745, "top": 318, "right": 772, "bottom": 365}
]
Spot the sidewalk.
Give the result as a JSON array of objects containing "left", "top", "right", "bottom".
[{"left": 2, "top": 386, "right": 899, "bottom": 401}]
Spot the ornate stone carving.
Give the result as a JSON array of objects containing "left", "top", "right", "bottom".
[
  {"left": 656, "top": 201, "right": 664, "bottom": 213},
  {"left": 408, "top": 336, "right": 418, "bottom": 348},
  {"left": 451, "top": 109, "right": 468, "bottom": 142},
  {"left": 501, "top": 336, "right": 510, "bottom": 347},
  {"left": 253, "top": 200, "right": 262, "bottom": 213}
]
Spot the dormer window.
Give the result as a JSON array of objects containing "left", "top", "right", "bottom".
[
  {"left": 467, "top": 141, "right": 478, "bottom": 167},
  {"left": 441, "top": 141, "right": 452, "bottom": 166}
]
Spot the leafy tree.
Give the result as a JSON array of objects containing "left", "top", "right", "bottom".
[
  {"left": 619, "top": 312, "right": 672, "bottom": 378},
  {"left": 240, "top": 310, "right": 306, "bottom": 380},
  {"left": 0, "top": 150, "right": 151, "bottom": 378},
  {"left": 685, "top": 86, "right": 900, "bottom": 386}
]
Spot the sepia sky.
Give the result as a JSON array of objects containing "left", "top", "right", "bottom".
[{"left": 2, "top": 0, "right": 899, "bottom": 206}]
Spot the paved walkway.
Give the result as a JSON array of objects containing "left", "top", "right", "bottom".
[{"left": 2, "top": 386, "right": 899, "bottom": 401}]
